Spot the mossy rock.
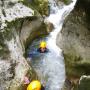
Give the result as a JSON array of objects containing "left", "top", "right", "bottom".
[
  {"left": 64, "top": 53, "right": 90, "bottom": 78},
  {"left": 64, "top": 0, "right": 72, "bottom": 4},
  {"left": 21, "top": 0, "right": 49, "bottom": 16},
  {"left": 77, "top": 76, "right": 90, "bottom": 90},
  {"left": 0, "top": 31, "right": 10, "bottom": 59},
  {"left": 59, "top": 0, "right": 72, "bottom": 5},
  {"left": 32, "top": 0, "right": 49, "bottom": 16}
]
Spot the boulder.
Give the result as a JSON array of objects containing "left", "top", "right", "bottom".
[{"left": 77, "top": 75, "right": 90, "bottom": 90}]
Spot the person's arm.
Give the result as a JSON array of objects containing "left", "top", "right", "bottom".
[
  {"left": 37, "top": 48, "right": 41, "bottom": 52},
  {"left": 41, "top": 85, "right": 45, "bottom": 90}
]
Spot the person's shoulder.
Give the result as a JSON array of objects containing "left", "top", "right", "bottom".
[
  {"left": 41, "top": 85, "right": 45, "bottom": 90},
  {"left": 37, "top": 48, "right": 41, "bottom": 52}
]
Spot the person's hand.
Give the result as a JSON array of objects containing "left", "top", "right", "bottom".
[{"left": 23, "top": 76, "right": 30, "bottom": 84}]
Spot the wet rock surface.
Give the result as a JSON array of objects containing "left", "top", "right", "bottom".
[
  {"left": 20, "top": 17, "right": 48, "bottom": 51},
  {"left": 57, "top": 0, "right": 90, "bottom": 89},
  {"left": 77, "top": 75, "right": 90, "bottom": 90},
  {"left": 0, "top": 0, "right": 48, "bottom": 90}
]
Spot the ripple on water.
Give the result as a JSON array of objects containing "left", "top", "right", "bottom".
[{"left": 27, "top": 37, "right": 65, "bottom": 90}]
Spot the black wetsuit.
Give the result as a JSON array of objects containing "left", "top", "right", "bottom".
[
  {"left": 41, "top": 85, "right": 45, "bottom": 90},
  {"left": 37, "top": 48, "right": 48, "bottom": 53}
]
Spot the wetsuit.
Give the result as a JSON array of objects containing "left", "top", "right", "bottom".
[
  {"left": 37, "top": 48, "right": 48, "bottom": 53},
  {"left": 41, "top": 85, "right": 45, "bottom": 90}
]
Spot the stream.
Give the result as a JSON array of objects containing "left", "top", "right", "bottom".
[{"left": 27, "top": 0, "right": 76, "bottom": 90}]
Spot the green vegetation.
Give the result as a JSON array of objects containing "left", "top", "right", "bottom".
[
  {"left": 32, "top": 0, "right": 49, "bottom": 16},
  {"left": 64, "top": 0, "right": 72, "bottom": 4},
  {"left": 60, "top": 0, "right": 72, "bottom": 5},
  {"left": 20, "top": 0, "right": 49, "bottom": 16},
  {"left": 0, "top": 31, "right": 10, "bottom": 59},
  {"left": 77, "top": 77, "right": 90, "bottom": 90},
  {"left": 64, "top": 52, "right": 90, "bottom": 78},
  {"left": 0, "top": 18, "right": 24, "bottom": 59}
]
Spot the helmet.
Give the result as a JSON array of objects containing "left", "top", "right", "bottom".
[
  {"left": 40, "top": 41, "right": 46, "bottom": 48},
  {"left": 27, "top": 80, "right": 41, "bottom": 90}
]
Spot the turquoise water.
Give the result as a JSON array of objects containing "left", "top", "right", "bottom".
[{"left": 27, "top": 37, "right": 65, "bottom": 90}]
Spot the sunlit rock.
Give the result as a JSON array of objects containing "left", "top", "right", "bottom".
[
  {"left": 0, "top": 0, "right": 48, "bottom": 89},
  {"left": 0, "top": 2, "right": 34, "bottom": 29}
]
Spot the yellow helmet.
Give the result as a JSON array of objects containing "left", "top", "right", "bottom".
[
  {"left": 40, "top": 41, "right": 46, "bottom": 48},
  {"left": 27, "top": 80, "right": 41, "bottom": 90}
]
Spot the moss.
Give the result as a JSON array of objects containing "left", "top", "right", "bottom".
[
  {"left": 77, "top": 77, "right": 90, "bottom": 90},
  {"left": 19, "top": 1, "right": 37, "bottom": 16},
  {"left": 6, "top": 18, "right": 24, "bottom": 34},
  {"left": 20, "top": 0, "right": 49, "bottom": 16},
  {"left": 60, "top": 0, "right": 72, "bottom": 5},
  {"left": 3, "top": 28, "right": 13, "bottom": 41},
  {"left": 0, "top": 46, "right": 10, "bottom": 59},
  {"left": 64, "top": 0, "right": 72, "bottom": 4},
  {"left": 64, "top": 52, "right": 90, "bottom": 78},
  {"left": 0, "top": 31, "right": 10, "bottom": 59},
  {"left": 64, "top": 53, "right": 83, "bottom": 77},
  {"left": 75, "top": 63, "right": 90, "bottom": 75},
  {"left": 0, "top": 17, "right": 25, "bottom": 59},
  {"left": 32, "top": 0, "right": 49, "bottom": 16}
]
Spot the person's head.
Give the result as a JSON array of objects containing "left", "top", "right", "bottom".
[
  {"left": 27, "top": 80, "right": 41, "bottom": 90},
  {"left": 40, "top": 47, "right": 46, "bottom": 52},
  {"left": 39, "top": 41, "right": 46, "bottom": 49}
]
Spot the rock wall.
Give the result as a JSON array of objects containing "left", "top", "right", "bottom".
[
  {"left": 0, "top": 0, "right": 49, "bottom": 90},
  {"left": 20, "top": 17, "right": 48, "bottom": 51},
  {"left": 22, "top": 0, "right": 49, "bottom": 16},
  {"left": 57, "top": 0, "right": 90, "bottom": 89},
  {"left": 77, "top": 75, "right": 90, "bottom": 90}
]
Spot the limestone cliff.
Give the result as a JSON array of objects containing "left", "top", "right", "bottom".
[
  {"left": 0, "top": 0, "right": 48, "bottom": 90},
  {"left": 57, "top": 0, "right": 90, "bottom": 89}
]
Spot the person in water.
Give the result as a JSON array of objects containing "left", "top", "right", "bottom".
[
  {"left": 23, "top": 76, "right": 45, "bottom": 90},
  {"left": 37, "top": 41, "right": 48, "bottom": 53}
]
